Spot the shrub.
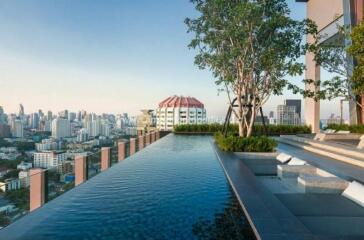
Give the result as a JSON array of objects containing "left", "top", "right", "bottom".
[
  {"left": 214, "top": 132, "right": 277, "bottom": 152},
  {"left": 174, "top": 124, "right": 311, "bottom": 136},
  {"left": 327, "top": 124, "right": 364, "bottom": 134}
]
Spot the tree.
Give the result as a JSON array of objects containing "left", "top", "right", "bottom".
[
  {"left": 292, "top": 22, "right": 364, "bottom": 122},
  {"left": 186, "top": 0, "right": 316, "bottom": 137},
  {"left": 348, "top": 22, "right": 364, "bottom": 102}
]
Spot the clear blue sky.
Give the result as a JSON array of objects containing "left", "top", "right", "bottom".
[{"left": 0, "top": 0, "right": 344, "bottom": 119}]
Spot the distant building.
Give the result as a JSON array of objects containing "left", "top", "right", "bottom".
[
  {"left": 52, "top": 118, "right": 71, "bottom": 139},
  {"left": 284, "top": 99, "right": 301, "bottom": 119},
  {"left": 18, "top": 171, "right": 30, "bottom": 188},
  {"left": 77, "top": 128, "right": 89, "bottom": 142},
  {"left": 0, "top": 124, "right": 11, "bottom": 138},
  {"left": 36, "top": 139, "right": 60, "bottom": 151},
  {"left": 0, "top": 106, "right": 6, "bottom": 124},
  {"left": 11, "top": 119, "right": 24, "bottom": 138},
  {"left": 277, "top": 105, "right": 300, "bottom": 125},
  {"left": 156, "top": 96, "right": 206, "bottom": 131},
  {"left": 33, "top": 151, "right": 66, "bottom": 169},
  {"left": 0, "top": 178, "right": 21, "bottom": 192},
  {"left": 255, "top": 116, "right": 269, "bottom": 125},
  {"left": 17, "top": 162, "right": 33, "bottom": 171}
]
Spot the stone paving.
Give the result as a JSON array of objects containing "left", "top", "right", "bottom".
[{"left": 215, "top": 142, "right": 364, "bottom": 239}]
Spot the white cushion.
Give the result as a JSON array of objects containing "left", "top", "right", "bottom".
[
  {"left": 276, "top": 153, "right": 292, "bottom": 163},
  {"left": 342, "top": 181, "right": 364, "bottom": 208},
  {"left": 288, "top": 157, "right": 306, "bottom": 166},
  {"left": 324, "top": 129, "right": 336, "bottom": 134},
  {"left": 337, "top": 130, "right": 350, "bottom": 134}
]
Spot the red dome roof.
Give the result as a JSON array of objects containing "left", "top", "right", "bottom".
[{"left": 159, "top": 96, "right": 204, "bottom": 108}]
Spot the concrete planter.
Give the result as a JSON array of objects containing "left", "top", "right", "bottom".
[{"left": 234, "top": 152, "right": 278, "bottom": 159}]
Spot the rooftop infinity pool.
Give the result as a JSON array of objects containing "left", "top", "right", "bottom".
[{"left": 0, "top": 134, "right": 254, "bottom": 239}]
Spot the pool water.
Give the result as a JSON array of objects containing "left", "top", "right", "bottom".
[{"left": 1, "top": 135, "right": 254, "bottom": 239}]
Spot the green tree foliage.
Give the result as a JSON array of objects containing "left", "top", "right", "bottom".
[
  {"left": 348, "top": 23, "right": 364, "bottom": 98},
  {"left": 186, "top": 0, "right": 316, "bottom": 137}
]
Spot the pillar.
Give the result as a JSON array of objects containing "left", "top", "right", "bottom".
[
  {"left": 138, "top": 135, "right": 144, "bottom": 150},
  {"left": 101, "top": 147, "right": 111, "bottom": 171},
  {"left": 30, "top": 168, "right": 46, "bottom": 212},
  {"left": 156, "top": 131, "right": 160, "bottom": 140},
  {"left": 118, "top": 142, "right": 126, "bottom": 161},
  {"left": 130, "top": 138, "right": 136, "bottom": 155},
  {"left": 145, "top": 133, "right": 150, "bottom": 145},
  {"left": 75, "top": 155, "right": 87, "bottom": 186},
  {"left": 151, "top": 131, "right": 156, "bottom": 143}
]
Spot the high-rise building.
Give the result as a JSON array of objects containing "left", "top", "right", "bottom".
[
  {"left": 0, "top": 106, "right": 6, "bottom": 124},
  {"left": 69, "top": 112, "right": 76, "bottom": 122},
  {"left": 0, "top": 124, "right": 11, "bottom": 138},
  {"left": 277, "top": 105, "right": 300, "bottom": 125},
  {"left": 18, "top": 104, "right": 24, "bottom": 118},
  {"left": 284, "top": 99, "right": 301, "bottom": 119},
  {"left": 47, "top": 111, "right": 53, "bottom": 121},
  {"left": 101, "top": 123, "right": 111, "bottom": 137},
  {"left": 77, "top": 128, "right": 88, "bottom": 142},
  {"left": 156, "top": 96, "right": 206, "bottom": 131},
  {"left": 11, "top": 119, "right": 24, "bottom": 138},
  {"left": 51, "top": 118, "right": 71, "bottom": 139},
  {"left": 59, "top": 110, "right": 69, "bottom": 119},
  {"left": 30, "top": 113, "right": 40, "bottom": 129}
]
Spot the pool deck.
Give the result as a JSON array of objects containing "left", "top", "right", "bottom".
[
  {"left": 277, "top": 143, "right": 364, "bottom": 183},
  {"left": 213, "top": 142, "right": 364, "bottom": 240},
  {"left": 213, "top": 144, "right": 316, "bottom": 240}
]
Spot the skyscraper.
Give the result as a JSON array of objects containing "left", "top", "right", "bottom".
[
  {"left": 0, "top": 106, "right": 6, "bottom": 124},
  {"left": 18, "top": 104, "right": 24, "bottom": 118},
  {"left": 276, "top": 105, "right": 300, "bottom": 125},
  {"left": 51, "top": 118, "right": 71, "bottom": 139},
  {"left": 12, "top": 119, "right": 24, "bottom": 138},
  {"left": 284, "top": 99, "right": 301, "bottom": 118}
]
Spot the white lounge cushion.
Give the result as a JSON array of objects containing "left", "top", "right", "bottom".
[
  {"left": 276, "top": 153, "right": 292, "bottom": 163},
  {"left": 337, "top": 130, "right": 350, "bottom": 134},
  {"left": 342, "top": 181, "right": 364, "bottom": 208},
  {"left": 288, "top": 157, "right": 306, "bottom": 166},
  {"left": 324, "top": 129, "right": 336, "bottom": 134}
]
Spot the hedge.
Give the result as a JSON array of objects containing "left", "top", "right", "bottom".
[
  {"left": 214, "top": 132, "right": 277, "bottom": 152},
  {"left": 327, "top": 124, "right": 364, "bottom": 134},
  {"left": 174, "top": 124, "right": 310, "bottom": 136}
]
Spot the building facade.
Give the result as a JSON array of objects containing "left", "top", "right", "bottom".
[
  {"left": 277, "top": 105, "right": 300, "bottom": 125},
  {"left": 33, "top": 151, "right": 66, "bottom": 169},
  {"left": 156, "top": 96, "right": 206, "bottom": 131},
  {"left": 52, "top": 118, "right": 71, "bottom": 139}
]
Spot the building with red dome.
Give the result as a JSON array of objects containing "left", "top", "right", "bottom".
[{"left": 156, "top": 96, "right": 206, "bottom": 130}]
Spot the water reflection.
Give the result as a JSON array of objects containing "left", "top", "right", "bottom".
[{"left": 192, "top": 194, "right": 256, "bottom": 240}]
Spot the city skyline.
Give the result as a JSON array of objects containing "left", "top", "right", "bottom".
[{"left": 0, "top": 0, "right": 349, "bottom": 119}]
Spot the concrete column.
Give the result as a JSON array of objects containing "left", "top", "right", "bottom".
[
  {"left": 145, "top": 133, "right": 150, "bottom": 145},
  {"left": 156, "top": 131, "right": 160, "bottom": 140},
  {"left": 101, "top": 147, "right": 111, "bottom": 171},
  {"left": 151, "top": 132, "right": 156, "bottom": 143},
  {"left": 130, "top": 138, "right": 136, "bottom": 155},
  {"left": 30, "top": 168, "right": 46, "bottom": 212},
  {"left": 118, "top": 142, "right": 126, "bottom": 161},
  {"left": 138, "top": 135, "right": 144, "bottom": 150},
  {"left": 75, "top": 155, "right": 87, "bottom": 186},
  {"left": 304, "top": 56, "right": 320, "bottom": 133}
]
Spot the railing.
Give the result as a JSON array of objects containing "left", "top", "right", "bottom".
[{"left": 0, "top": 130, "right": 165, "bottom": 229}]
